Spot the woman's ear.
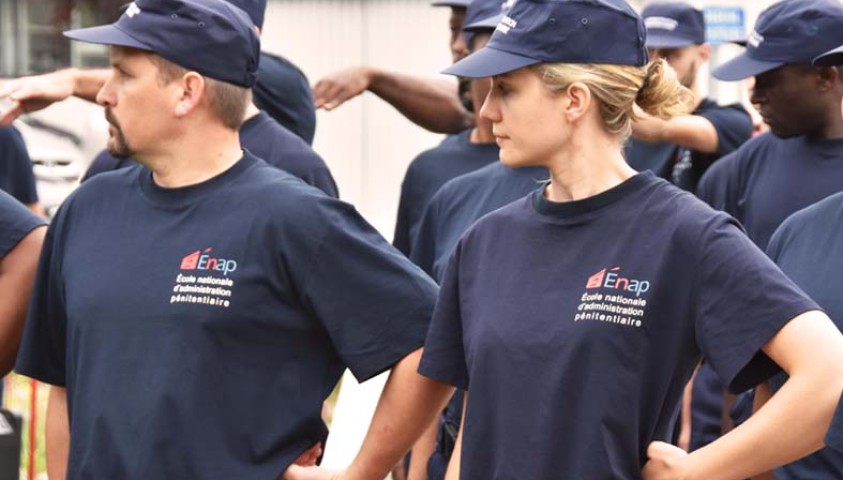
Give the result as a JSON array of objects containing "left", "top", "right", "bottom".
[{"left": 564, "top": 81, "right": 592, "bottom": 124}]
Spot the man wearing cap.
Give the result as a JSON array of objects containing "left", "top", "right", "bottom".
[
  {"left": 627, "top": 1, "right": 752, "bottom": 192},
  {"left": 83, "top": 0, "right": 334, "bottom": 193},
  {"left": 735, "top": 37, "right": 843, "bottom": 480},
  {"left": 690, "top": 0, "right": 843, "bottom": 454},
  {"left": 13, "top": 1, "right": 453, "bottom": 478},
  {"left": 310, "top": 0, "right": 474, "bottom": 135},
  {"left": 393, "top": 0, "right": 509, "bottom": 258},
  {"left": 0, "top": 1, "right": 336, "bottom": 197},
  {"left": 0, "top": 0, "right": 317, "bottom": 146}
]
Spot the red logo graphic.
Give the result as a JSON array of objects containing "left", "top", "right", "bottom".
[
  {"left": 181, "top": 248, "right": 211, "bottom": 270},
  {"left": 586, "top": 267, "right": 619, "bottom": 288}
]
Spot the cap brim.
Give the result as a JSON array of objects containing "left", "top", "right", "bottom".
[
  {"left": 645, "top": 33, "right": 697, "bottom": 49},
  {"left": 63, "top": 24, "right": 151, "bottom": 50},
  {"left": 443, "top": 46, "right": 539, "bottom": 78},
  {"left": 814, "top": 45, "right": 843, "bottom": 66},
  {"left": 712, "top": 51, "right": 784, "bottom": 81}
]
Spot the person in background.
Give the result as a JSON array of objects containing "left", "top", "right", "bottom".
[
  {"left": 311, "top": 0, "right": 474, "bottom": 135},
  {"left": 393, "top": 0, "right": 510, "bottom": 257},
  {"left": 692, "top": 0, "right": 843, "bottom": 452},
  {"left": 0, "top": 1, "right": 337, "bottom": 197},
  {"left": 628, "top": 1, "right": 752, "bottom": 192},
  {"left": 1, "top": 0, "right": 317, "bottom": 146},
  {"left": 741, "top": 40, "right": 843, "bottom": 480}
]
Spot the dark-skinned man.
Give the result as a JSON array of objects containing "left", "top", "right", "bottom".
[{"left": 692, "top": 0, "right": 843, "bottom": 454}]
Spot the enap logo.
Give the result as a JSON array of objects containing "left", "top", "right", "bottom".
[
  {"left": 497, "top": 15, "right": 518, "bottom": 34},
  {"left": 586, "top": 267, "right": 650, "bottom": 297},
  {"left": 180, "top": 248, "right": 238, "bottom": 276},
  {"left": 126, "top": 2, "right": 142, "bottom": 18}
]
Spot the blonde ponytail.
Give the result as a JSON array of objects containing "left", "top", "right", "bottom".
[
  {"left": 634, "top": 59, "right": 695, "bottom": 120},
  {"left": 534, "top": 58, "right": 694, "bottom": 141}
]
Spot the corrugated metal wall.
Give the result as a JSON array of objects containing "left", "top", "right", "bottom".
[{"left": 263, "top": 0, "right": 452, "bottom": 238}]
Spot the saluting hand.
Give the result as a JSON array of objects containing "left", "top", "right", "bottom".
[
  {"left": 0, "top": 69, "right": 78, "bottom": 126},
  {"left": 641, "top": 441, "right": 690, "bottom": 480},
  {"left": 311, "top": 67, "right": 374, "bottom": 111}
]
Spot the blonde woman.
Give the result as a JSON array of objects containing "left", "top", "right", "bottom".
[{"left": 415, "top": 1, "right": 843, "bottom": 479}]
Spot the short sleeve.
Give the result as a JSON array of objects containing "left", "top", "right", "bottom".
[
  {"left": 694, "top": 214, "right": 819, "bottom": 393},
  {"left": 699, "top": 104, "right": 753, "bottom": 157},
  {"left": 15, "top": 211, "right": 69, "bottom": 386},
  {"left": 0, "top": 190, "right": 45, "bottom": 258},
  {"left": 0, "top": 127, "right": 38, "bottom": 204},
  {"left": 297, "top": 197, "right": 438, "bottom": 382},
  {"left": 418, "top": 244, "right": 469, "bottom": 390}
]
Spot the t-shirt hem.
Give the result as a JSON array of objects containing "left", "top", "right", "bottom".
[{"left": 417, "top": 359, "right": 468, "bottom": 391}]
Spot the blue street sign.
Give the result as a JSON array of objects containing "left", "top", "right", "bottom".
[{"left": 704, "top": 6, "right": 745, "bottom": 44}]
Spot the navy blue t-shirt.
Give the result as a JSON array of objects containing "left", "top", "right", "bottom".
[
  {"left": 82, "top": 111, "right": 337, "bottom": 198},
  {"left": 0, "top": 189, "right": 44, "bottom": 258},
  {"left": 254, "top": 52, "right": 317, "bottom": 145},
  {"left": 0, "top": 126, "right": 38, "bottom": 205},
  {"left": 15, "top": 152, "right": 437, "bottom": 479},
  {"left": 764, "top": 194, "right": 843, "bottom": 479},
  {"left": 697, "top": 133, "right": 843, "bottom": 250},
  {"left": 411, "top": 162, "right": 547, "bottom": 281},
  {"left": 625, "top": 99, "right": 752, "bottom": 192},
  {"left": 419, "top": 172, "right": 817, "bottom": 479},
  {"left": 693, "top": 132, "right": 843, "bottom": 450},
  {"left": 410, "top": 162, "right": 546, "bottom": 479},
  {"left": 393, "top": 130, "right": 498, "bottom": 256}
]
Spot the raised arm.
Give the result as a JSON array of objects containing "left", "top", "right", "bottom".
[
  {"left": 632, "top": 109, "right": 720, "bottom": 154},
  {"left": 312, "top": 67, "right": 473, "bottom": 134},
  {"left": 0, "top": 68, "right": 109, "bottom": 125}
]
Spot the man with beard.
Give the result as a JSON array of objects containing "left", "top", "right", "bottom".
[
  {"left": 14, "top": 1, "right": 452, "bottom": 478},
  {"left": 626, "top": 1, "right": 753, "bottom": 192},
  {"left": 691, "top": 0, "right": 843, "bottom": 453},
  {"left": 0, "top": 1, "right": 335, "bottom": 196}
]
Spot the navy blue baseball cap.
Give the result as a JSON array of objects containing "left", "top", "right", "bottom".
[
  {"left": 227, "top": 0, "right": 266, "bottom": 29},
  {"left": 432, "top": 0, "right": 471, "bottom": 7},
  {"left": 64, "top": 0, "right": 260, "bottom": 88},
  {"left": 713, "top": 0, "right": 843, "bottom": 81},
  {"left": 815, "top": 45, "right": 843, "bottom": 67},
  {"left": 642, "top": 2, "right": 705, "bottom": 48},
  {"left": 444, "top": 0, "right": 647, "bottom": 78},
  {"left": 464, "top": 0, "right": 507, "bottom": 31},
  {"left": 463, "top": 0, "right": 516, "bottom": 32}
]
